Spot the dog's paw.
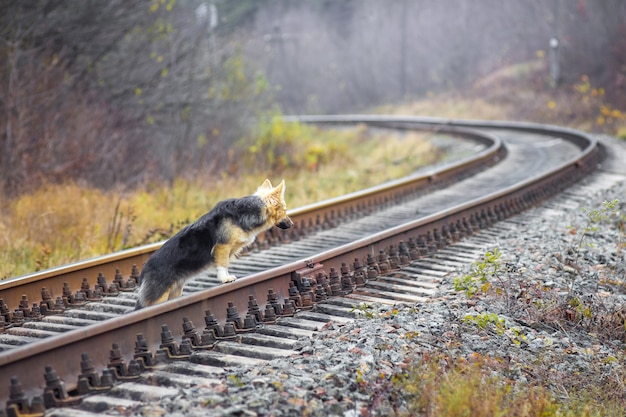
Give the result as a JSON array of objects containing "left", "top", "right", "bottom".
[
  {"left": 220, "top": 274, "right": 237, "bottom": 283},
  {"left": 217, "top": 267, "right": 236, "bottom": 283}
]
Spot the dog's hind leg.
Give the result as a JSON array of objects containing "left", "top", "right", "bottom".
[
  {"left": 142, "top": 291, "right": 170, "bottom": 308},
  {"left": 167, "top": 281, "right": 184, "bottom": 300},
  {"left": 138, "top": 281, "right": 182, "bottom": 308}
]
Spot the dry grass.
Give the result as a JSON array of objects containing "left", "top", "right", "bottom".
[
  {"left": 0, "top": 122, "right": 440, "bottom": 279},
  {"left": 382, "top": 57, "right": 626, "bottom": 137},
  {"left": 392, "top": 354, "right": 622, "bottom": 417},
  {"left": 377, "top": 93, "right": 515, "bottom": 121}
]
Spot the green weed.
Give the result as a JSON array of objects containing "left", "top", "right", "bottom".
[
  {"left": 351, "top": 302, "right": 376, "bottom": 319},
  {"left": 570, "top": 199, "right": 620, "bottom": 261},
  {"left": 564, "top": 199, "right": 620, "bottom": 292},
  {"left": 453, "top": 248, "right": 501, "bottom": 298},
  {"left": 462, "top": 312, "right": 506, "bottom": 334},
  {"left": 227, "top": 374, "right": 244, "bottom": 387}
]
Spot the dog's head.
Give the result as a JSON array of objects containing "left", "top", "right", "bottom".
[{"left": 256, "top": 179, "right": 294, "bottom": 230}]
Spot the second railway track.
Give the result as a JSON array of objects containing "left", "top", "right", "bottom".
[{"left": 0, "top": 115, "right": 608, "bottom": 414}]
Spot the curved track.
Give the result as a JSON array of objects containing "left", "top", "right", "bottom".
[{"left": 0, "top": 116, "right": 604, "bottom": 413}]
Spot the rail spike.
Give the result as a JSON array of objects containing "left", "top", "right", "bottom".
[
  {"left": 134, "top": 333, "right": 158, "bottom": 368},
  {"left": 6, "top": 376, "right": 45, "bottom": 417},
  {"left": 107, "top": 342, "right": 140, "bottom": 381},
  {"left": 77, "top": 352, "right": 113, "bottom": 395},
  {"left": 181, "top": 317, "right": 203, "bottom": 348},
  {"left": 43, "top": 365, "right": 80, "bottom": 408}
]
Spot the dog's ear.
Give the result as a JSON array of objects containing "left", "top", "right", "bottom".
[
  {"left": 274, "top": 180, "right": 285, "bottom": 199},
  {"left": 271, "top": 179, "right": 286, "bottom": 199},
  {"left": 257, "top": 179, "right": 273, "bottom": 192}
]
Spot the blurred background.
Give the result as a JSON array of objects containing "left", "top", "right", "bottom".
[{"left": 1, "top": 0, "right": 625, "bottom": 197}]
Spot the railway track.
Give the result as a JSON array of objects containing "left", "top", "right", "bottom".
[{"left": 0, "top": 116, "right": 606, "bottom": 415}]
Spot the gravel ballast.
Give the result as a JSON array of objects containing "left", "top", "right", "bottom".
[{"left": 108, "top": 138, "right": 626, "bottom": 417}]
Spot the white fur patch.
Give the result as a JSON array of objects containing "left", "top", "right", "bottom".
[{"left": 217, "top": 266, "right": 237, "bottom": 283}]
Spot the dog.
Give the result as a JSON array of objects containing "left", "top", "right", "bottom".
[{"left": 134, "top": 179, "right": 293, "bottom": 309}]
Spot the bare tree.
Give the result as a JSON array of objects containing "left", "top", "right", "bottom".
[
  {"left": 241, "top": 0, "right": 623, "bottom": 113},
  {"left": 0, "top": 0, "right": 270, "bottom": 197}
]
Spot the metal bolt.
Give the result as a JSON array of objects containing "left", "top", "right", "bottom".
[
  {"left": 204, "top": 309, "right": 223, "bottom": 338},
  {"left": 182, "top": 317, "right": 201, "bottom": 347},
  {"left": 281, "top": 299, "right": 296, "bottom": 316},
  {"left": 178, "top": 339, "right": 193, "bottom": 355},
  {"left": 340, "top": 263, "right": 355, "bottom": 293},
  {"left": 226, "top": 302, "right": 243, "bottom": 329},
  {"left": 222, "top": 322, "right": 236, "bottom": 338},
  {"left": 134, "top": 333, "right": 155, "bottom": 368},
  {"left": 329, "top": 267, "right": 342, "bottom": 295},
  {"left": 43, "top": 365, "right": 70, "bottom": 408},
  {"left": 263, "top": 304, "right": 276, "bottom": 322},
  {"left": 19, "top": 295, "right": 29, "bottom": 313},
  {"left": 388, "top": 244, "right": 400, "bottom": 269},
  {"left": 242, "top": 314, "right": 256, "bottom": 330},
  {"left": 247, "top": 296, "right": 263, "bottom": 323},
  {"left": 96, "top": 274, "right": 108, "bottom": 294},
  {"left": 267, "top": 289, "right": 282, "bottom": 316},
  {"left": 127, "top": 359, "right": 142, "bottom": 376},
  {"left": 353, "top": 258, "right": 366, "bottom": 286},
  {"left": 288, "top": 282, "right": 302, "bottom": 308},
  {"left": 100, "top": 369, "right": 114, "bottom": 387},
  {"left": 113, "top": 270, "right": 124, "bottom": 288},
  {"left": 130, "top": 264, "right": 141, "bottom": 285},
  {"left": 314, "top": 285, "right": 327, "bottom": 302},
  {"left": 108, "top": 343, "right": 126, "bottom": 378},
  {"left": 79, "top": 353, "right": 100, "bottom": 390}
]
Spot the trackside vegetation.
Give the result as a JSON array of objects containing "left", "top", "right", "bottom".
[{"left": 0, "top": 118, "right": 438, "bottom": 279}]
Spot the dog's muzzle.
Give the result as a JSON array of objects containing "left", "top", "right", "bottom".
[{"left": 277, "top": 217, "right": 294, "bottom": 229}]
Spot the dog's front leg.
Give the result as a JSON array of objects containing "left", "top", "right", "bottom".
[{"left": 213, "top": 244, "right": 237, "bottom": 283}]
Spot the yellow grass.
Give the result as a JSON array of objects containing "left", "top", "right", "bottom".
[
  {"left": 393, "top": 355, "right": 623, "bottom": 417},
  {"left": 0, "top": 122, "right": 440, "bottom": 279},
  {"left": 377, "top": 93, "right": 515, "bottom": 121}
]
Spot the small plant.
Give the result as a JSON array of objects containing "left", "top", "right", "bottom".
[
  {"left": 566, "top": 296, "right": 593, "bottom": 324},
  {"left": 403, "top": 331, "right": 420, "bottom": 341},
  {"left": 569, "top": 199, "right": 620, "bottom": 262},
  {"left": 565, "top": 199, "right": 620, "bottom": 293},
  {"left": 462, "top": 312, "right": 506, "bottom": 335},
  {"left": 379, "top": 307, "right": 400, "bottom": 318},
  {"left": 453, "top": 248, "right": 501, "bottom": 298},
  {"left": 351, "top": 302, "right": 376, "bottom": 318},
  {"left": 505, "top": 326, "right": 527, "bottom": 346},
  {"left": 618, "top": 211, "right": 626, "bottom": 254},
  {"left": 227, "top": 374, "right": 244, "bottom": 387}
]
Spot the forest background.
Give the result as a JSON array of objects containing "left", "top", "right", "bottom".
[{"left": 1, "top": 0, "right": 625, "bottom": 277}]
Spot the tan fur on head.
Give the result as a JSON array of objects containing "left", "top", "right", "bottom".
[{"left": 255, "top": 179, "right": 289, "bottom": 224}]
